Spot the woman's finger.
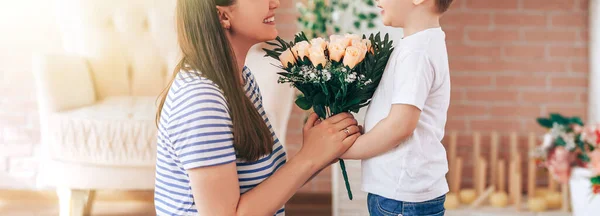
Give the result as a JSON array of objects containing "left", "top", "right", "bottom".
[
  {"left": 334, "top": 118, "right": 358, "bottom": 131},
  {"left": 314, "top": 119, "right": 323, "bottom": 126},
  {"left": 326, "top": 112, "right": 353, "bottom": 124},
  {"left": 304, "top": 113, "right": 319, "bottom": 132},
  {"left": 342, "top": 133, "right": 360, "bottom": 149}
]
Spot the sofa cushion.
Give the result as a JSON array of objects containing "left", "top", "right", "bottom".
[{"left": 44, "top": 96, "right": 157, "bottom": 166}]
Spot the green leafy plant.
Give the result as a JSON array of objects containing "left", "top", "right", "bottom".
[
  {"left": 297, "top": 0, "right": 380, "bottom": 38},
  {"left": 263, "top": 31, "right": 394, "bottom": 200}
]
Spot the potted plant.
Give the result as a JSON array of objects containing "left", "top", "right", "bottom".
[{"left": 532, "top": 113, "right": 600, "bottom": 215}]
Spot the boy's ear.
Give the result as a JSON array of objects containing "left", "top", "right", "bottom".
[{"left": 412, "top": 0, "right": 426, "bottom": 5}]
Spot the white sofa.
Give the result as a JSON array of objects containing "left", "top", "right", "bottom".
[{"left": 32, "top": 0, "right": 294, "bottom": 215}]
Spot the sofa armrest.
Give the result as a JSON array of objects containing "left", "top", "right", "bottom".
[{"left": 32, "top": 54, "right": 96, "bottom": 113}]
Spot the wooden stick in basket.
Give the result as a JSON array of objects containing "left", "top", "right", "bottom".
[
  {"left": 514, "top": 155, "right": 522, "bottom": 211},
  {"left": 515, "top": 172, "right": 522, "bottom": 211},
  {"left": 473, "top": 132, "right": 481, "bottom": 194},
  {"left": 448, "top": 132, "right": 458, "bottom": 192},
  {"left": 451, "top": 157, "right": 463, "bottom": 194},
  {"left": 470, "top": 186, "right": 496, "bottom": 209},
  {"left": 561, "top": 183, "right": 569, "bottom": 212},
  {"left": 498, "top": 160, "right": 506, "bottom": 193},
  {"left": 477, "top": 158, "right": 487, "bottom": 195},
  {"left": 528, "top": 133, "right": 537, "bottom": 198},
  {"left": 549, "top": 172, "right": 557, "bottom": 192},
  {"left": 490, "top": 132, "right": 499, "bottom": 190}
]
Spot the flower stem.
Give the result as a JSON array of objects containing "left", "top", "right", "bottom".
[{"left": 339, "top": 159, "right": 353, "bottom": 200}]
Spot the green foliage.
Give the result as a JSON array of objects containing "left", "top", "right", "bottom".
[
  {"left": 536, "top": 113, "right": 584, "bottom": 129},
  {"left": 264, "top": 32, "right": 394, "bottom": 119},
  {"left": 297, "top": 0, "right": 380, "bottom": 38}
]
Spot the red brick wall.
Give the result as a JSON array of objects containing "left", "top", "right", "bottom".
[{"left": 281, "top": 0, "right": 590, "bottom": 193}]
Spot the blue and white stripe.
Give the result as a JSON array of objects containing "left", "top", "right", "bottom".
[{"left": 154, "top": 67, "right": 287, "bottom": 216}]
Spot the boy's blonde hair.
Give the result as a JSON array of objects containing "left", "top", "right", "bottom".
[{"left": 435, "top": 0, "right": 454, "bottom": 13}]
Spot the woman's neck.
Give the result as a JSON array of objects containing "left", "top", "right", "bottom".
[{"left": 227, "top": 33, "right": 255, "bottom": 85}]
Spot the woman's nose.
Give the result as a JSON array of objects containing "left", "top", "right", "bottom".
[{"left": 270, "top": 0, "right": 280, "bottom": 10}]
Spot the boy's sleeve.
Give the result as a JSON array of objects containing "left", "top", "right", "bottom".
[{"left": 391, "top": 52, "right": 434, "bottom": 110}]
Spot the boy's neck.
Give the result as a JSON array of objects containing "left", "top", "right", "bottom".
[{"left": 401, "top": 10, "right": 441, "bottom": 38}]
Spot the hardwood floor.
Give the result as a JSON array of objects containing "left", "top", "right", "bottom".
[{"left": 0, "top": 190, "right": 331, "bottom": 216}]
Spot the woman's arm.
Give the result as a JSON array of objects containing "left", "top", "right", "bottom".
[
  {"left": 188, "top": 113, "right": 360, "bottom": 216},
  {"left": 188, "top": 155, "right": 317, "bottom": 216}
]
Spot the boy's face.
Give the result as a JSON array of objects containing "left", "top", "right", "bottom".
[{"left": 377, "top": 0, "right": 422, "bottom": 27}]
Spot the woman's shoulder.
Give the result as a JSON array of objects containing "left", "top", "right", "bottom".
[{"left": 166, "top": 68, "right": 229, "bottom": 110}]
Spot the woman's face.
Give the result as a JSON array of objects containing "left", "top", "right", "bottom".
[{"left": 219, "top": 0, "right": 280, "bottom": 44}]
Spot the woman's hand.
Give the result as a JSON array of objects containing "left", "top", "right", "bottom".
[{"left": 297, "top": 112, "right": 360, "bottom": 169}]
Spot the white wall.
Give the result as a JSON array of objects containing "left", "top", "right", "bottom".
[
  {"left": 589, "top": 0, "right": 600, "bottom": 124},
  {"left": 0, "top": 0, "right": 63, "bottom": 188}
]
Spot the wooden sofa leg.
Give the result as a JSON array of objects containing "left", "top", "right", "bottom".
[
  {"left": 56, "top": 188, "right": 90, "bottom": 216},
  {"left": 83, "top": 190, "right": 96, "bottom": 215}
]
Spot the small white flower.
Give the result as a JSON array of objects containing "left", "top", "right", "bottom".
[
  {"left": 322, "top": 70, "right": 332, "bottom": 81},
  {"left": 542, "top": 133, "right": 554, "bottom": 150},
  {"left": 345, "top": 73, "right": 357, "bottom": 83}
]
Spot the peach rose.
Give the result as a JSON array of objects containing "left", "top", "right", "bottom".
[
  {"left": 310, "top": 38, "right": 328, "bottom": 51},
  {"left": 546, "top": 147, "right": 572, "bottom": 184},
  {"left": 308, "top": 46, "right": 327, "bottom": 67},
  {"left": 279, "top": 48, "right": 296, "bottom": 68},
  {"left": 329, "top": 35, "right": 342, "bottom": 43},
  {"left": 582, "top": 125, "right": 600, "bottom": 145},
  {"left": 330, "top": 34, "right": 353, "bottom": 46},
  {"left": 343, "top": 46, "right": 362, "bottom": 69},
  {"left": 345, "top": 33, "right": 362, "bottom": 43},
  {"left": 589, "top": 149, "right": 600, "bottom": 174},
  {"left": 292, "top": 41, "right": 311, "bottom": 60},
  {"left": 328, "top": 41, "right": 346, "bottom": 62},
  {"left": 363, "top": 39, "right": 373, "bottom": 53}
]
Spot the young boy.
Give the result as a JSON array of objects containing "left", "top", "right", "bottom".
[{"left": 341, "top": 0, "right": 453, "bottom": 215}]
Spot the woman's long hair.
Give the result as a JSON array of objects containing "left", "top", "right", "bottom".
[{"left": 156, "top": 0, "right": 273, "bottom": 161}]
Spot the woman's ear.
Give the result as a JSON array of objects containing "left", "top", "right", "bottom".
[{"left": 216, "top": 6, "right": 232, "bottom": 30}]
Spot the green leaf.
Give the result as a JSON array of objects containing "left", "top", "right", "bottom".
[
  {"left": 555, "top": 136, "right": 567, "bottom": 147},
  {"left": 313, "top": 93, "right": 327, "bottom": 105},
  {"left": 591, "top": 176, "right": 600, "bottom": 185},
  {"left": 550, "top": 113, "right": 569, "bottom": 125},
  {"left": 358, "top": 13, "right": 367, "bottom": 20},
  {"left": 537, "top": 118, "right": 554, "bottom": 128},
  {"left": 368, "top": 22, "right": 376, "bottom": 29},
  {"left": 570, "top": 117, "right": 584, "bottom": 126},
  {"left": 368, "top": 12, "right": 378, "bottom": 19},
  {"left": 313, "top": 105, "right": 327, "bottom": 119},
  {"left": 353, "top": 21, "right": 361, "bottom": 29},
  {"left": 578, "top": 154, "right": 590, "bottom": 163},
  {"left": 295, "top": 97, "right": 312, "bottom": 110}
]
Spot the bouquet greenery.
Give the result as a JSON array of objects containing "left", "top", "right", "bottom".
[
  {"left": 263, "top": 32, "right": 394, "bottom": 199},
  {"left": 532, "top": 113, "right": 600, "bottom": 194}
]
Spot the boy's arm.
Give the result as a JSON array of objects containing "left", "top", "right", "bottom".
[
  {"left": 341, "top": 52, "right": 433, "bottom": 160},
  {"left": 341, "top": 104, "right": 420, "bottom": 160}
]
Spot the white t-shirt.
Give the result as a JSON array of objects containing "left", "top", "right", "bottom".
[{"left": 361, "top": 27, "right": 450, "bottom": 202}]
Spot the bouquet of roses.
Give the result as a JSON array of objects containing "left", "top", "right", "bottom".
[
  {"left": 263, "top": 32, "right": 394, "bottom": 200},
  {"left": 532, "top": 113, "right": 600, "bottom": 194}
]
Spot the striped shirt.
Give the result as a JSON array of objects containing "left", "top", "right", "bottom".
[{"left": 154, "top": 66, "right": 287, "bottom": 216}]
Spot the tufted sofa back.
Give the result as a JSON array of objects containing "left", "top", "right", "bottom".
[{"left": 56, "top": 0, "right": 179, "bottom": 99}]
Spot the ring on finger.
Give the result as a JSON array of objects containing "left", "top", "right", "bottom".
[{"left": 343, "top": 127, "right": 350, "bottom": 135}]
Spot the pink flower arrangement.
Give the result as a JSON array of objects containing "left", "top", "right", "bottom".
[{"left": 533, "top": 114, "right": 600, "bottom": 193}]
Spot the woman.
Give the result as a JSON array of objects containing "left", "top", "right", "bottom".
[{"left": 154, "top": 0, "right": 361, "bottom": 215}]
